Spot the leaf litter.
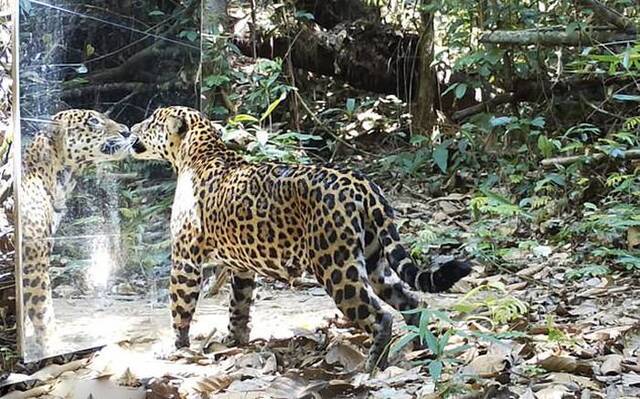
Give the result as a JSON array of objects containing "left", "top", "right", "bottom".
[{"left": 2, "top": 193, "right": 640, "bottom": 398}]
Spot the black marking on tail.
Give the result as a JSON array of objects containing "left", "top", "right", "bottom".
[{"left": 417, "top": 259, "right": 472, "bottom": 292}]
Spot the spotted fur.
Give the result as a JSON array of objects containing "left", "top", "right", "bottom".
[
  {"left": 20, "top": 110, "right": 130, "bottom": 352},
  {"left": 130, "top": 106, "right": 471, "bottom": 371}
]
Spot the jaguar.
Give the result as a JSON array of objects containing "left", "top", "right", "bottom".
[
  {"left": 20, "top": 109, "right": 130, "bottom": 352},
  {"left": 129, "top": 106, "right": 471, "bottom": 371}
]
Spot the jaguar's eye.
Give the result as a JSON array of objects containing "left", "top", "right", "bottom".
[{"left": 87, "top": 116, "right": 103, "bottom": 128}]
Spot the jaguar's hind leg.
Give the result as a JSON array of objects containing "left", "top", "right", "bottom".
[
  {"left": 170, "top": 259, "right": 202, "bottom": 349},
  {"left": 22, "top": 257, "right": 55, "bottom": 353},
  {"left": 224, "top": 270, "right": 255, "bottom": 346},
  {"left": 316, "top": 251, "right": 393, "bottom": 372}
]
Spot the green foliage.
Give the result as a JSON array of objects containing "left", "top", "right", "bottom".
[
  {"left": 545, "top": 315, "right": 575, "bottom": 346},
  {"left": 241, "top": 59, "right": 294, "bottom": 119},
  {"left": 470, "top": 189, "right": 527, "bottom": 220},
  {"left": 453, "top": 282, "right": 529, "bottom": 325},
  {"left": 381, "top": 148, "right": 432, "bottom": 177},
  {"left": 223, "top": 124, "right": 320, "bottom": 163},
  {"left": 410, "top": 224, "right": 462, "bottom": 259},
  {"left": 389, "top": 308, "right": 468, "bottom": 384},
  {"left": 565, "top": 264, "right": 611, "bottom": 280}
]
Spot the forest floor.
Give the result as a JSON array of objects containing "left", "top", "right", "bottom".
[{"left": 4, "top": 191, "right": 640, "bottom": 399}]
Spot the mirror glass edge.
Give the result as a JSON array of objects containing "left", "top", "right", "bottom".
[{"left": 11, "top": 0, "right": 24, "bottom": 358}]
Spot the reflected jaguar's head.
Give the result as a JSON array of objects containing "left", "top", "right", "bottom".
[
  {"left": 50, "top": 109, "right": 132, "bottom": 168},
  {"left": 129, "top": 106, "right": 214, "bottom": 163}
]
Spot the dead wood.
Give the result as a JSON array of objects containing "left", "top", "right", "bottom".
[
  {"left": 541, "top": 149, "right": 640, "bottom": 168},
  {"left": 479, "top": 28, "right": 637, "bottom": 46}
]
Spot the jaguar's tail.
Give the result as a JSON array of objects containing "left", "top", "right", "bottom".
[{"left": 366, "top": 185, "right": 471, "bottom": 292}]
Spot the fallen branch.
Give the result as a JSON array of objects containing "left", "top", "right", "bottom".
[
  {"left": 541, "top": 149, "right": 640, "bottom": 168},
  {"left": 452, "top": 93, "right": 515, "bottom": 121},
  {"left": 578, "top": 0, "right": 637, "bottom": 34},
  {"left": 61, "top": 81, "right": 188, "bottom": 100},
  {"left": 233, "top": 19, "right": 419, "bottom": 99},
  {"left": 480, "top": 28, "right": 637, "bottom": 46}
]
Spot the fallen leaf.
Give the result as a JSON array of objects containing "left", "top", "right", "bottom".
[
  {"left": 325, "top": 342, "right": 365, "bottom": 372},
  {"left": 179, "top": 374, "right": 235, "bottom": 397},
  {"left": 622, "top": 372, "right": 640, "bottom": 387},
  {"left": 371, "top": 387, "right": 412, "bottom": 399},
  {"left": 462, "top": 354, "right": 509, "bottom": 378},
  {"left": 146, "top": 376, "right": 181, "bottom": 399},
  {"left": 264, "top": 375, "right": 308, "bottom": 398},
  {"left": 538, "top": 356, "right": 579, "bottom": 373},
  {"left": 365, "top": 366, "right": 421, "bottom": 388},
  {"left": 535, "top": 385, "right": 569, "bottom": 399},
  {"left": 547, "top": 372, "right": 600, "bottom": 390},
  {"left": 30, "top": 359, "right": 88, "bottom": 382},
  {"left": 600, "top": 354, "right": 623, "bottom": 376},
  {"left": 2, "top": 385, "right": 52, "bottom": 399},
  {"left": 116, "top": 367, "right": 140, "bottom": 387}
]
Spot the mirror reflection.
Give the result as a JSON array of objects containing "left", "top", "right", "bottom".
[{"left": 18, "top": 0, "right": 200, "bottom": 361}]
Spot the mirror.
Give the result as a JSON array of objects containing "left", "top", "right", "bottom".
[{"left": 17, "top": 0, "right": 201, "bottom": 361}]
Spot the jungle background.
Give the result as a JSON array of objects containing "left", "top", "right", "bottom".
[{"left": 1, "top": 0, "right": 640, "bottom": 398}]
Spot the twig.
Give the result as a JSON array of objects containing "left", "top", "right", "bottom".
[
  {"left": 105, "top": 91, "right": 139, "bottom": 116},
  {"left": 452, "top": 93, "right": 515, "bottom": 121},
  {"left": 250, "top": 0, "right": 257, "bottom": 59},
  {"left": 293, "top": 91, "right": 375, "bottom": 157},
  {"left": 577, "top": 0, "right": 637, "bottom": 34},
  {"left": 541, "top": 149, "right": 640, "bottom": 168},
  {"left": 483, "top": 256, "right": 554, "bottom": 289},
  {"left": 61, "top": 81, "right": 187, "bottom": 100}
]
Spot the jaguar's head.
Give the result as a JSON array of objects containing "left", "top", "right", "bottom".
[
  {"left": 51, "top": 109, "right": 131, "bottom": 168},
  {"left": 129, "top": 106, "right": 214, "bottom": 164}
]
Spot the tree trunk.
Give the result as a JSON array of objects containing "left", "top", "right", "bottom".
[
  {"left": 412, "top": 4, "right": 436, "bottom": 137},
  {"left": 201, "top": 0, "right": 229, "bottom": 113}
]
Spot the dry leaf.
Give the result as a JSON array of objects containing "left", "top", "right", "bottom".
[
  {"left": 325, "top": 342, "right": 365, "bottom": 372},
  {"left": 371, "top": 387, "right": 412, "bottom": 399},
  {"left": 264, "top": 375, "right": 308, "bottom": 398},
  {"left": 30, "top": 359, "right": 88, "bottom": 382},
  {"left": 179, "top": 374, "right": 235, "bottom": 397},
  {"left": 548, "top": 372, "right": 600, "bottom": 391},
  {"left": 600, "top": 354, "right": 623, "bottom": 376},
  {"left": 538, "top": 354, "right": 594, "bottom": 376},
  {"left": 622, "top": 372, "right": 640, "bottom": 387},
  {"left": 117, "top": 367, "right": 140, "bottom": 387},
  {"left": 365, "top": 366, "right": 421, "bottom": 388},
  {"left": 462, "top": 354, "right": 508, "bottom": 378},
  {"left": 146, "top": 376, "right": 181, "bottom": 399},
  {"left": 535, "top": 385, "right": 569, "bottom": 399},
  {"left": 2, "top": 385, "right": 52, "bottom": 399}
]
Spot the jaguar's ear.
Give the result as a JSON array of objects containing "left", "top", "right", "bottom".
[{"left": 166, "top": 114, "right": 188, "bottom": 137}]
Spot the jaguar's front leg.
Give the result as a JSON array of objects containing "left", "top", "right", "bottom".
[
  {"left": 170, "top": 256, "right": 202, "bottom": 349},
  {"left": 224, "top": 270, "right": 256, "bottom": 346}
]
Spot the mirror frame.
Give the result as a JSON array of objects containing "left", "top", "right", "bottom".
[{"left": 11, "top": 0, "right": 24, "bottom": 356}]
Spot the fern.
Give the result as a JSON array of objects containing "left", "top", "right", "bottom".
[
  {"left": 623, "top": 115, "right": 640, "bottom": 130},
  {"left": 453, "top": 282, "right": 529, "bottom": 324},
  {"left": 565, "top": 264, "right": 611, "bottom": 280}
]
